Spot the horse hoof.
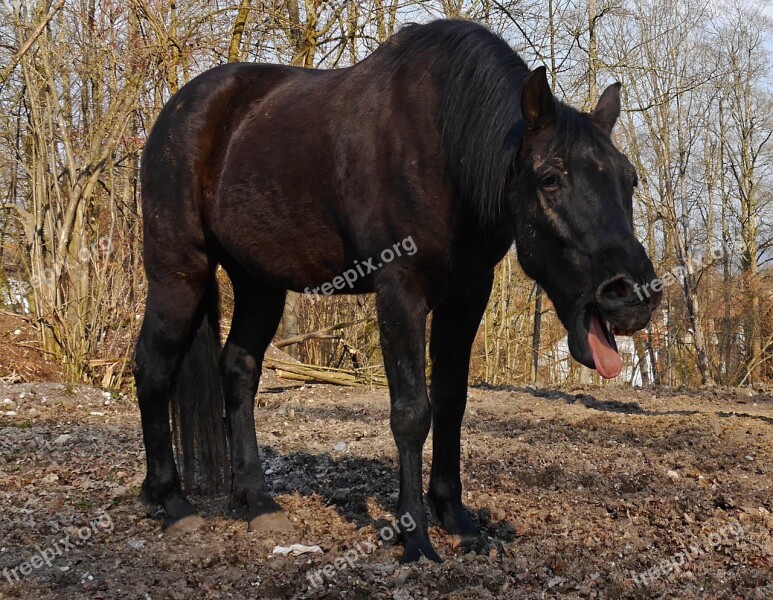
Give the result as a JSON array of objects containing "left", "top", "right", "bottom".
[
  {"left": 449, "top": 529, "right": 482, "bottom": 549},
  {"left": 400, "top": 542, "right": 443, "bottom": 564},
  {"left": 428, "top": 496, "right": 480, "bottom": 540},
  {"left": 165, "top": 514, "right": 205, "bottom": 535},
  {"left": 249, "top": 511, "right": 294, "bottom": 532},
  {"left": 447, "top": 521, "right": 481, "bottom": 542}
]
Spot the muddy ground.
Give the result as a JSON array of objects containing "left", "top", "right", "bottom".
[{"left": 0, "top": 377, "right": 772, "bottom": 599}]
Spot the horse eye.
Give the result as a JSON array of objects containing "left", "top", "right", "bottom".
[{"left": 540, "top": 174, "right": 560, "bottom": 191}]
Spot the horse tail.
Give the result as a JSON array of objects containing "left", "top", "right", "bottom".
[{"left": 170, "top": 271, "right": 231, "bottom": 496}]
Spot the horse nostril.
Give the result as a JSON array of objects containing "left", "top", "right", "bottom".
[{"left": 596, "top": 274, "right": 638, "bottom": 308}]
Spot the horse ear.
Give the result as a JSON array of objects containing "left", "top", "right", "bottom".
[
  {"left": 521, "top": 66, "right": 555, "bottom": 130},
  {"left": 592, "top": 82, "right": 622, "bottom": 134}
]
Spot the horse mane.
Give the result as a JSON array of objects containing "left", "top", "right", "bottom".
[{"left": 387, "top": 20, "right": 530, "bottom": 222}]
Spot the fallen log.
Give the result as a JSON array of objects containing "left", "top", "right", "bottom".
[
  {"left": 262, "top": 357, "right": 387, "bottom": 387},
  {"left": 273, "top": 320, "right": 364, "bottom": 349}
]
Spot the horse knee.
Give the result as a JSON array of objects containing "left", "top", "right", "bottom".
[{"left": 390, "top": 396, "right": 431, "bottom": 449}]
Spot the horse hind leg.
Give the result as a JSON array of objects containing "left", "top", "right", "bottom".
[
  {"left": 134, "top": 271, "right": 211, "bottom": 533},
  {"left": 220, "top": 275, "right": 292, "bottom": 531}
]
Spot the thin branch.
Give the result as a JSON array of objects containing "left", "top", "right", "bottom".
[{"left": 0, "top": 0, "right": 66, "bottom": 86}]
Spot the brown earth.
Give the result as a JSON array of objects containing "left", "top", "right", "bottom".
[
  {"left": 0, "top": 312, "right": 62, "bottom": 384},
  {"left": 0, "top": 376, "right": 772, "bottom": 599}
]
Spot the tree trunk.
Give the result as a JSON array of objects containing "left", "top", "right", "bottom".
[
  {"left": 227, "top": 0, "right": 252, "bottom": 63},
  {"left": 530, "top": 284, "right": 543, "bottom": 384}
]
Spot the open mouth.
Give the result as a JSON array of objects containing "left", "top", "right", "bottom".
[
  {"left": 585, "top": 306, "right": 622, "bottom": 379},
  {"left": 562, "top": 273, "right": 655, "bottom": 380}
]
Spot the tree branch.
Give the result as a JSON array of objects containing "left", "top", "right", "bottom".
[{"left": 0, "top": 0, "right": 66, "bottom": 86}]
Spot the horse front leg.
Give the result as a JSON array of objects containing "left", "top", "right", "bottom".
[
  {"left": 375, "top": 271, "right": 440, "bottom": 563},
  {"left": 427, "top": 272, "right": 494, "bottom": 539}
]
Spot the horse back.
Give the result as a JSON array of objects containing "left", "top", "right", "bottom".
[{"left": 204, "top": 55, "right": 458, "bottom": 295}]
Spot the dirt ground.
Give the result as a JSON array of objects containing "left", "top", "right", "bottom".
[
  {"left": 0, "top": 313, "right": 62, "bottom": 384},
  {"left": 0, "top": 372, "right": 771, "bottom": 600}
]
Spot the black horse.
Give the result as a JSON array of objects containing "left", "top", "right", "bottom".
[{"left": 134, "top": 19, "right": 661, "bottom": 563}]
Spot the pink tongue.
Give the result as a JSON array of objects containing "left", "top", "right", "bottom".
[{"left": 588, "top": 314, "right": 622, "bottom": 379}]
